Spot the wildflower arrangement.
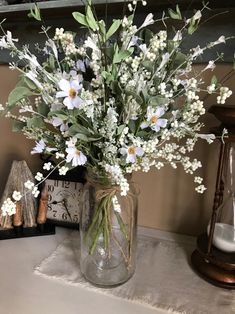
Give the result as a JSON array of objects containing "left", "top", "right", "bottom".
[{"left": 0, "top": 0, "right": 233, "bottom": 216}]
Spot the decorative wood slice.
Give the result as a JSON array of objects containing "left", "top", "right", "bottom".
[{"left": 0, "top": 160, "right": 37, "bottom": 229}]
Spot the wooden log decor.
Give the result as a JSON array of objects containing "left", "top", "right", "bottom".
[
  {"left": 37, "top": 183, "right": 48, "bottom": 225},
  {"left": 0, "top": 160, "right": 37, "bottom": 229}
]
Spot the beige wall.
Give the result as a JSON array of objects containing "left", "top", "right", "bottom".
[{"left": 0, "top": 64, "right": 234, "bottom": 236}]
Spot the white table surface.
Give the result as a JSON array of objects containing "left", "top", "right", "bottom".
[{"left": 0, "top": 226, "right": 176, "bottom": 314}]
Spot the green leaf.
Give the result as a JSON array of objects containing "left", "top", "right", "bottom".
[
  {"left": 16, "top": 76, "right": 37, "bottom": 91},
  {"left": 101, "top": 71, "right": 113, "bottom": 82},
  {"left": 142, "top": 60, "right": 154, "bottom": 72},
  {"left": 37, "top": 103, "right": 50, "bottom": 116},
  {"left": 68, "top": 124, "right": 91, "bottom": 137},
  {"left": 48, "top": 55, "right": 55, "bottom": 69},
  {"left": 117, "top": 124, "right": 125, "bottom": 135},
  {"left": 172, "top": 52, "right": 187, "bottom": 69},
  {"left": 106, "top": 19, "right": 121, "bottom": 40},
  {"left": 27, "top": 116, "right": 45, "bottom": 129},
  {"left": 168, "top": 6, "right": 182, "bottom": 20},
  {"left": 104, "top": 46, "right": 115, "bottom": 61},
  {"left": 126, "top": 89, "right": 143, "bottom": 105},
  {"left": 98, "top": 20, "right": 106, "bottom": 37},
  {"left": 113, "top": 48, "right": 133, "bottom": 64},
  {"left": 75, "top": 133, "right": 89, "bottom": 141},
  {"left": 111, "top": 81, "right": 122, "bottom": 95},
  {"left": 72, "top": 12, "right": 89, "bottom": 28},
  {"left": 128, "top": 120, "right": 136, "bottom": 133},
  {"left": 8, "top": 87, "right": 34, "bottom": 109},
  {"left": 12, "top": 120, "right": 26, "bottom": 132},
  {"left": 28, "top": 4, "right": 41, "bottom": 21},
  {"left": 136, "top": 130, "right": 148, "bottom": 137},
  {"left": 139, "top": 29, "right": 154, "bottom": 46},
  {"left": 48, "top": 110, "right": 68, "bottom": 120},
  {"left": 167, "top": 40, "right": 177, "bottom": 53},
  {"left": 23, "top": 77, "right": 37, "bottom": 90},
  {"left": 148, "top": 96, "right": 168, "bottom": 106},
  {"left": 211, "top": 75, "right": 218, "bottom": 85},
  {"left": 86, "top": 6, "right": 98, "bottom": 31},
  {"left": 188, "top": 22, "right": 198, "bottom": 35},
  {"left": 176, "top": 5, "right": 182, "bottom": 19},
  {"left": 75, "top": 133, "right": 102, "bottom": 142}
]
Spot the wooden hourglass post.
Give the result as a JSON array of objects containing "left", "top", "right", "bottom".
[
  {"left": 191, "top": 105, "right": 235, "bottom": 289},
  {"left": 207, "top": 141, "right": 227, "bottom": 255}
]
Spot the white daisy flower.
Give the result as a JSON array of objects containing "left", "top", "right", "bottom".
[
  {"left": 120, "top": 145, "right": 144, "bottom": 163},
  {"left": 76, "top": 60, "right": 86, "bottom": 72},
  {"left": 56, "top": 78, "right": 83, "bottom": 109},
  {"left": 66, "top": 147, "right": 87, "bottom": 166},
  {"left": 31, "top": 139, "right": 56, "bottom": 154},
  {"left": 51, "top": 117, "right": 68, "bottom": 132},
  {"left": 141, "top": 107, "right": 167, "bottom": 132},
  {"left": 31, "top": 139, "right": 45, "bottom": 154}
]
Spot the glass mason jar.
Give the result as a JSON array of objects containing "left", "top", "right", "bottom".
[{"left": 80, "top": 171, "right": 138, "bottom": 287}]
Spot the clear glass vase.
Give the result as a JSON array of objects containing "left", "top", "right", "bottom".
[{"left": 80, "top": 172, "right": 138, "bottom": 287}]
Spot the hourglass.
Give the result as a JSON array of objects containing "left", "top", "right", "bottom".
[{"left": 191, "top": 105, "right": 235, "bottom": 289}]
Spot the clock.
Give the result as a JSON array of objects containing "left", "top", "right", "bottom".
[{"left": 44, "top": 179, "right": 83, "bottom": 229}]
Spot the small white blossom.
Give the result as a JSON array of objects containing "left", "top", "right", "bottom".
[
  {"left": 43, "top": 162, "right": 53, "bottom": 171},
  {"left": 55, "top": 152, "right": 65, "bottom": 159},
  {"left": 112, "top": 195, "right": 121, "bottom": 213},
  {"left": 32, "top": 186, "right": 40, "bottom": 197},
  {"left": 12, "top": 191, "right": 22, "bottom": 201},
  {"left": 1, "top": 198, "right": 16, "bottom": 216},
  {"left": 207, "top": 83, "right": 216, "bottom": 94},
  {"left": 24, "top": 180, "right": 35, "bottom": 190},
  {"left": 35, "top": 172, "right": 43, "bottom": 181},
  {"left": 194, "top": 176, "right": 203, "bottom": 184},
  {"left": 217, "top": 87, "right": 232, "bottom": 104},
  {"left": 195, "top": 185, "right": 207, "bottom": 193},
  {"left": 205, "top": 60, "right": 215, "bottom": 71},
  {"left": 59, "top": 166, "right": 69, "bottom": 175}
]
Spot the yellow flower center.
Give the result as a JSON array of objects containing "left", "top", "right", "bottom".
[
  {"left": 69, "top": 88, "right": 77, "bottom": 99},
  {"left": 76, "top": 150, "right": 81, "bottom": 156},
  {"left": 128, "top": 146, "right": 136, "bottom": 155},
  {"left": 150, "top": 115, "right": 158, "bottom": 124}
]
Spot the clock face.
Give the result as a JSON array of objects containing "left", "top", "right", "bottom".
[{"left": 45, "top": 179, "right": 83, "bottom": 225}]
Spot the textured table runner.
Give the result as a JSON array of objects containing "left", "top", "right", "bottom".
[{"left": 34, "top": 231, "right": 235, "bottom": 314}]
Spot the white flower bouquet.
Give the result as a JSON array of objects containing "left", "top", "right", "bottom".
[{"left": 0, "top": 1, "right": 233, "bottom": 228}]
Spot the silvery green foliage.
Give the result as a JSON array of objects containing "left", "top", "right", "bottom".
[{"left": 0, "top": 1, "right": 233, "bottom": 213}]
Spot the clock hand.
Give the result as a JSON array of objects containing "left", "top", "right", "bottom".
[{"left": 62, "top": 199, "right": 72, "bottom": 221}]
